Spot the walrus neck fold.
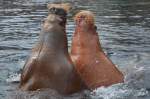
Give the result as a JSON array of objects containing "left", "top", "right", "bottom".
[
  {"left": 71, "top": 25, "right": 103, "bottom": 55},
  {"left": 71, "top": 10, "right": 124, "bottom": 90},
  {"left": 39, "top": 30, "right": 68, "bottom": 54},
  {"left": 38, "top": 17, "right": 68, "bottom": 54}
]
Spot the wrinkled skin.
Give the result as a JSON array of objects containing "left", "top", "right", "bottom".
[
  {"left": 71, "top": 11, "right": 124, "bottom": 89},
  {"left": 20, "top": 8, "right": 86, "bottom": 94}
]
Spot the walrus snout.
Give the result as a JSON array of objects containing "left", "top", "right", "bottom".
[
  {"left": 74, "top": 11, "right": 95, "bottom": 25},
  {"left": 49, "top": 7, "right": 67, "bottom": 18},
  {"left": 47, "top": 3, "right": 72, "bottom": 12},
  {"left": 47, "top": 3, "right": 71, "bottom": 17},
  {"left": 47, "top": 3, "right": 72, "bottom": 26}
]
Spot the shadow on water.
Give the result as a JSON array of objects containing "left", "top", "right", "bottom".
[{"left": 0, "top": 0, "right": 150, "bottom": 99}]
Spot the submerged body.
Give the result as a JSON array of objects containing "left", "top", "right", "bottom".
[
  {"left": 20, "top": 5, "right": 85, "bottom": 94},
  {"left": 71, "top": 11, "right": 124, "bottom": 89}
]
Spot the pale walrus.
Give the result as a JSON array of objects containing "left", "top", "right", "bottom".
[
  {"left": 19, "top": 4, "right": 86, "bottom": 94},
  {"left": 70, "top": 11, "right": 124, "bottom": 89}
]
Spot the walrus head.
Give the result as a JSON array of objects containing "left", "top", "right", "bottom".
[
  {"left": 42, "top": 3, "right": 71, "bottom": 31},
  {"left": 47, "top": 3, "right": 71, "bottom": 12},
  {"left": 47, "top": 3, "right": 71, "bottom": 18},
  {"left": 45, "top": 3, "right": 72, "bottom": 26},
  {"left": 74, "top": 11, "right": 96, "bottom": 30}
]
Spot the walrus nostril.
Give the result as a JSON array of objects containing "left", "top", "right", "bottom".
[{"left": 48, "top": 7, "right": 67, "bottom": 17}]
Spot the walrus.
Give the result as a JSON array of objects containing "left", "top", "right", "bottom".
[
  {"left": 19, "top": 4, "right": 86, "bottom": 94},
  {"left": 70, "top": 11, "right": 124, "bottom": 89}
]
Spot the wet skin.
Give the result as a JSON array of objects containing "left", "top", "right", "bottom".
[
  {"left": 20, "top": 7, "right": 86, "bottom": 94},
  {"left": 71, "top": 11, "right": 124, "bottom": 89}
]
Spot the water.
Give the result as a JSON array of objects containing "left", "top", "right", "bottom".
[{"left": 0, "top": 0, "right": 150, "bottom": 99}]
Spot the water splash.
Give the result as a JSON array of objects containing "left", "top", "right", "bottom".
[
  {"left": 6, "top": 73, "right": 20, "bottom": 83},
  {"left": 90, "top": 83, "right": 148, "bottom": 99},
  {"left": 6, "top": 64, "right": 150, "bottom": 99},
  {"left": 124, "top": 64, "right": 150, "bottom": 89},
  {"left": 6, "top": 88, "right": 90, "bottom": 99},
  {"left": 90, "top": 64, "right": 150, "bottom": 99},
  {"left": 6, "top": 58, "right": 150, "bottom": 99}
]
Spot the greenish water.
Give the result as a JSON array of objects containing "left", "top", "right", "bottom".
[{"left": 0, "top": 0, "right": 150, "bottom": 99}]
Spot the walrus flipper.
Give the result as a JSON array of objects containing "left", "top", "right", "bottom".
[{"left": 20, "top": 56, "right": 37, "bottom": 87}]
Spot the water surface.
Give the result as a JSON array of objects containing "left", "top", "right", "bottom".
[{"left": 0, "top": 0, "right": 150, "bottom": 99}]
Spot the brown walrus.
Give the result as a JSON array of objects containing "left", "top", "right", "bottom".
[
  {"left": 70, "top": 11, "right": 124, "bottom": 89},
  {"left": 19, "top": 4, "right": 86, "bottom": 94}
]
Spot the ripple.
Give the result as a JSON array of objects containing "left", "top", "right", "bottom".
[{"left": 1, "top": 0, "right": 150, "bottom": 99}]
